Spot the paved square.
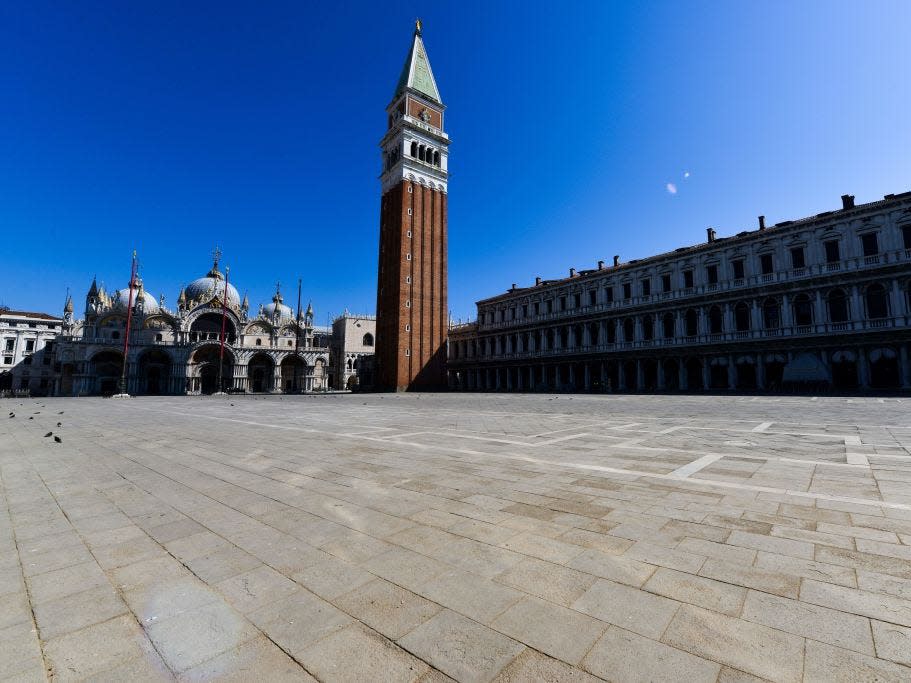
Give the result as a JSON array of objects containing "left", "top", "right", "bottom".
[{"left": 2, "top": 393, "right": 911, "bottom": 681}]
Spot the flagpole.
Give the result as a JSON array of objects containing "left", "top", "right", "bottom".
[
  {"left": 294, "top": 277, "right": 302, "bottom": 393},
  {"left": 218, "top": 266, "right": 229, "bottom": 393},
  {"left": 117, "top": 251, "right": 137, "bottom": 397}
]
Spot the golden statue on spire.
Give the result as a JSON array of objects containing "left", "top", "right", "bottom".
[{"left": 415, "top": 18, "right": 422, "bottom": 35}]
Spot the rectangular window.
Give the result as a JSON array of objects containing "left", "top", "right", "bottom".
[
  {"left": 683, "top": 270, "right": 694, "bottom": 289},
  {"left": 622, "top": 283, "right": 631, "bottom": 299},
  {"left": 559, "top": 296, "right": 566, "bottom": 311},
  {"left": 605, "top": 286, "right": 614, "bottom": 302},
  {"left": 533, "top": 302, "right": 540, "bottom": 315},
  {"left": 903, "top": 225, "right": 911, "bottom": 250},
  {"left": 573, "top": 293, "right": 581, "bottom": 308},
  {"left": 546, "top": 300, "right": 553, "bottom": 314},
  {"left": 588, "top": 290, "right": 596, "bottom": 306},
  {"left": 706, "top": 265, "right": 718, "bottom": 285},
  {"left": 790, "top": 247, "right": 805, "bottom": 269},
  {"left": 732, "top": 259, "right": 745, "bottom": 279},
  {"left": 522, "top": 304, "right": 528, "bottom": 317},
  {"left": 509, "top": 307, "right": 516, "bottom": 320},
  {"left": 25, "top": 340, "right": 34, "bottom": 351},
  {"left": 4, "top": 339, "right": 13, "bottom": 351},
  {"left": 861, "top": 232, "right": 879, "bottom": 256},
  {"left": 661, "top": 274, "right": 671, "bottom": 292},
  {"left": 824, "top": 239, "right": 840, "bottom": 263},
  {"left": 760, "top": 254, "right": 774, "bottom": 275},
  {"left": 641, "top": 279, "right": 651, "bottom": 296},
  {"left": 3, "top": 357, "right": 10, "bottom": 365}
]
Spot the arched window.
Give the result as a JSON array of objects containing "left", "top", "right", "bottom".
[
  {"left": 255, "top": 338, "right": 262, "bottom": 346},
  {"left": 546, "top": 329, "right": 555, "bottom": 350},
  {"left": 410, "top": 141, "right": 417, "bottom": 157},
  {"left": 708, "top": 305, "right": 723, "bottom": 334},
  {"left": 362, "top": 333, "right": 374, "bottom": 347},
  {"left": 111, "top": 331, "right": 120, "bottom": 340},
  {"left": 762, "top": 297, "right": 780, "bottom": 329},
  {"left": 793, "top": 293, "right": 813, "bottom": 326},
  {"left": 589, "top": 322, "right": 599, "bottom": 345},
  {"left": 606, "top": 320, "right": 616, "bottom": 344},
  {"left": 434, "top": 150, "right": 440, "bottom": 166},
  {"left": 559, "top": 327, "right": 569, "bottom": 348},
  {"left": 574, "top": 324, "right": 585, "bottom": 347},
  {"left": 828, "top": 288, "right": 849, "bottom": 322},
  {"left": 642, "top": 316, "right": 654, "bottom": 341},
  {"left": 662, "top": 312, "right": 675, "bottom": 339},
  {"left": 347, "top": 358, "right": 353, "bottom": 370},
  {"left": 623, "top": 318, "right": 635, "bottom": 342},
  {"left": 419, "top": 145, "right": 425, "bottom": 162},
  {"left": 734, "top": 302, "right": 751, "bottom": 331},
  {"left": 684, "top": 309, "right": 698, "bottom": 336},
  {"left": 865, "top": 284, "right": 889, "bottom": 319}
]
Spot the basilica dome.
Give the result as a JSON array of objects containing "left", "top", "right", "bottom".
[
  {"left": 112, "top": 281, "right": 160, "bottom": 315},
  {"left": 262, "top": 288, "right": 293, "bottom": 323},
  {"left": 183, "top": 263, "right": 241, "bottom": 309}
]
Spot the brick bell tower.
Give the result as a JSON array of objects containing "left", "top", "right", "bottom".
[{"left": 375, "top": 20, "right": 449, "bottom": 391}]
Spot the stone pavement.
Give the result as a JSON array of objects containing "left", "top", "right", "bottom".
[{"left": 2, "top": 392, "right": 911, "bottom": 682}]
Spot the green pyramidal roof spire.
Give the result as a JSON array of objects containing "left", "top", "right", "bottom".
[{"left": 393, "top": 19, "right": 441, "bottom": 104}]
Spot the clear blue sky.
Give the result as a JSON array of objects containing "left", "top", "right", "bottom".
[{"left": 2, "top": 1, "right": 909, "bottom": 323}]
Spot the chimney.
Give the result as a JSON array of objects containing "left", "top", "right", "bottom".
[
  {"left": 841, "top": 194, "right": 855, "bottom": 210},
  {"left": 535, "top": 276, "right": 542, "bottom": 286},
  {"left": 758, "top": 215, "right": 766, "bottom": 231},
  {"left": 569, "top": 268, "right": 576, "bottom": 278},
  {"left": 613, "top": 255, "right": 620, "bottom": 267},
  {"left": 706, "top": 227, "right": 716, "bottom": 243},
  {"left": 511, "top": 283, "right": 517, "bottom": 291},
  {"left": 597, "top": 260, "right": 605, "bottom": 270}
]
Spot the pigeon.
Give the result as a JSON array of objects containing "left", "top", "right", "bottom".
[
  {"left": 8, "top": 413, "right": 14, "bottom": 418},
  {"left": 53, "top": 436, "right": 62, "bottom": 443},
  {"left": 56, "top": 422, "right": 62, "bottom": 427},
  {"left": 44, "top": 432, "right": 52, "bottom": 438},
  {"left": 28, "top": 416, "right": 33, "bottom": 420},
  {"left": 58, "top": 411, "right": 64, "bottom": 415}
]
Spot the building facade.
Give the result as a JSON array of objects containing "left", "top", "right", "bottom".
[
  {"left": 330, "top": 314, "right": 376, "bottom": 390},
  {"left": 449, "top": 192, "right": 911, "bottom": 393},
  {"left": 52, "top": 256, "right": 331, "bottom": 396},
  {"left": 375, "top": 21, "right": 449, "bottom": 391},
  {"left": 0, "top": 309, "right": 63, "bottom": 395}
]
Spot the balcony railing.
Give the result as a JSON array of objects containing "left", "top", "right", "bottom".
[
  {"left": 474, "top": 247, "right": 910, "bottom": 332},
  {"left": 452, "top": 316, "right": 906, "bottom": 363}
]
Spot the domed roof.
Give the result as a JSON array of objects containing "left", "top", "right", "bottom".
[
  {"left": 183, "top": 260, "right": 241, "bottom": 309},
  {"left": 262, "top": 286, "right": 292, "bottom": 323},
  {"left": 112, "top": 280, "right": 160, "bottom": 315}
]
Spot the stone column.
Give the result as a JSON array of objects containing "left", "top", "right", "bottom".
[
  {"left": 702, "top": 358, "right": 710, "bottom": 391},
  {"left": 781, "top": 293, "right": 792, "bottom": 329},
  {"left": 850, "top": 285, "right": 862, "bottom": 324},
  {"left": 891, "top": 279, "right": 904, "bottom": 318},
  {"left": 657, "top": 360, "right": 666, "bottom": 390},
  {"left": 636, "top": 360, "right": 644, "bottom": 391},
  {"left": 618, "top": 362, "right": 627, "bottom": 391},
  {"left": 757, "top": 355, "right": 766, "bottom": 390},
  {"left": 678, "top": 362, "right": 687, "bottom": 390},
  {"left": 900, "top": 344, "right": 910, "bottom": 389},
  {"left": 857, "top": 349, "right": 871, "bottom": 389},
  {"left": 584, "top": 363, "right": 591, "bottom": 391},
  {"left": 727, "top": 355, "right": 736, "bottom": 390}
]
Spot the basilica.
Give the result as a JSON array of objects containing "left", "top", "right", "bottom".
[{"left": 54, "top": 255, "right": 331, "bottom": 396}]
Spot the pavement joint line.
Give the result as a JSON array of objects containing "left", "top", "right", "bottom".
[
  {"left": 124, "top": 404, "right": 911, "bottom": 513},
  {"left": 668, "top": 454, "right": 726, "bottom": 479}
]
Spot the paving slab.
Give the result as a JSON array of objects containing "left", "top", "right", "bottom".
[{"left": 3, "top": 392, "right": 911, "bottom": 680}]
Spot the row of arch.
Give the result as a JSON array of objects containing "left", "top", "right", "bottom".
[
  {"left": 454, "top": 284, "right": 895, "bottom": 358},
  {"left": 410, "top": 141, "right": 441, "bottom": 167}
]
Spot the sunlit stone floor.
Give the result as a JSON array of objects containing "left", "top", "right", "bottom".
[{"left": 2, "top": 392, "right": 911, "bottom": 681}]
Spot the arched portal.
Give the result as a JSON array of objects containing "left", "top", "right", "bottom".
[
  {"left": 190, "top": 313, "right": 236, "bottom": 344},
  {"left": 248, "top": 353, "right": 274, "bottom": 393},
  {"left": 90, "top": 351, "right": 124, "bottom": 396},
  {"left": 192, "top": 345, "right": 234, "bottom": 394},
  {"left": 138, "top": 349, "right": 172, "bottom": 395},
  {"left": 281, "top": 356, "right": 306, "bottom": 392},
  {"left": 870, "top": 348, "right": 899, "bottom": 388}
]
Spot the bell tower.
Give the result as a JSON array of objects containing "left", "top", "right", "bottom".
[{"left": 375, "top": 21, "right": 449, "bottom": 391}]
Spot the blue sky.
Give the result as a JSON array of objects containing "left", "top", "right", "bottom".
[{"left": 2, "top": 1, "right": 909, "bottom": 323}]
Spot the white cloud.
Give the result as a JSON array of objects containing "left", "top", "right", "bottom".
[
  {"left": 684, "top": 171, "right": 690, "bottom": 179},
  {"left": 666, "top": 183, "right": 677, "bottom": 195}
]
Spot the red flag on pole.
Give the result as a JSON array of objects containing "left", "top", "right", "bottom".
[
  {"left": 218, "top": 266, "right": 229, "bottom": 392},
  {"left": 119, "top": 251, "right": 137, "bottom": 395}
]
